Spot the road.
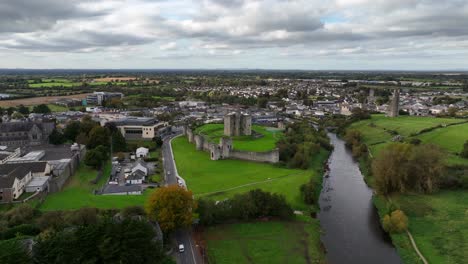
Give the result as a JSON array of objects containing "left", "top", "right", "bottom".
[{"left": 162, "top": 131, "right": 203, "bottom": 264}]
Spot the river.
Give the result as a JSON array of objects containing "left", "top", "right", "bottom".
[{"left": 318, "top": 133, "right": 401, "bottom": 264}]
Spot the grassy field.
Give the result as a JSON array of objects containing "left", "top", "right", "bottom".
[
  {"left": 374, "top": 191, "right": 468, "bottom": 264},
  {"left": 203, "top": 218, "right": 324, "bottom": 264},
  {"left": 349, "top": 115, "right": 468, "bottom": 165},
  {"left": 40, "top": 162, "right": 151, "bottom": 211},
  {"left": 173, "top": 132, "right": 329, "bottom": 264},
  {"left": 195, "top": 124, "right": 282, "bottom": 152},
  {"left": 28, "top": 104, "right": 69, "bottom": 112},
  {"left": 348, "top": 115, "right": 468, "bottom": 263},
  {"left": 172, "top": 136, "right": 327, "bottom": 210}
]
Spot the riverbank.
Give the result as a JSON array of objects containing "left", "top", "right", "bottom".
[
  {"left": 318, "top": 133, "right": 401, "bottom": 263},
  {"left": 348, "top": 115, "right": 468, "bottom": 264}
]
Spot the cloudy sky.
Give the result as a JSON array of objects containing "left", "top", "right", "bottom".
[{"left": 1, "top": 0, "right": 467, "bottom": 70}]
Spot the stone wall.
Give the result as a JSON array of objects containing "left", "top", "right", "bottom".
[
  {"left": 184, "top": 125, "right": 278, "bottom": 163},
  {"left": 229, "top": 149, "right": 279, "bottom": 163}
]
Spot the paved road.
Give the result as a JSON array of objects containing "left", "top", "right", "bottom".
[{"left": 162, "top": 132, "right": 203, "bottom": 264}]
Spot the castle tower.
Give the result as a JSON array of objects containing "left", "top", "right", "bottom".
[
  {"left": 388, "top": 88, "right": 400, "bottom": 117},
  {"left": 224, "top": 112, "right": 252, "bottom": 136}
]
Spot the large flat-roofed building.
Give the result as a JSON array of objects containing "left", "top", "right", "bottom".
[
  {"left": 86, "top": 92, "right": 123, "bottom": 106},
  {"left": 110, "top": 117, "right": 169, "bottom": 140},
  {"left": 0, "top": 121, "right": 55, "bottom": 147}
]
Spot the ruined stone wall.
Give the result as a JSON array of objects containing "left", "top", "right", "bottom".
[
  {"left": 186, "top": 128, "right": 194, "bottom": 143},
  {"left": 229, "top": 148, "right": 279, "bottom": 163},
  {"left": 194, "top": 135, "right": 204, "bottom": 150}
]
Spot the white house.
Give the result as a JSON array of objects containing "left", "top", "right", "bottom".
[
  {"left": 136, "top": 147, "right": 149, "bottom": 158},
  {"left": 131, "top": 161, "right": 149, "bottom": 176}
]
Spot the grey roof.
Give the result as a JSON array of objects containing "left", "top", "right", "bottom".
[
  {"left": 110, "top": 117, "right": 159, "bottom": 126},
  {"left": 0, "top": 166, "right": 30, "bottom": 188},
  {"left": 127, "top": 170, "right": 145, "bottom": 181},
  {"left": 103, "top": 184, "right": 141, "bottom": 194},
  {"left": 0, "top": 121, "right": 53, "bottom": 133},
  {"left": 0, "top": 162, "right": 48, "bottom": 175}
]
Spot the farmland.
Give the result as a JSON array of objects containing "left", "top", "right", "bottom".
[
  {"left": 348, "top": 115, "right": 468, "bottom": 165},
  {"left": 0, "top": 93, "right": 90, "bottom": 108},
  {"left": 347, "top": 115, "right": 468, "bottom": 263}
]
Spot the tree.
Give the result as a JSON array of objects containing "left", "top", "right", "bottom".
[
  {"left": 0, "top": 239, "right": 31, "bottom": 264},
  {"left": 112, "top": 130, "right": 127, "bottom": 152},
  {"left": 84, "top": 147, "right": 108, "bottom": 169},
  {"left": 86, "top": 126, "right": 110, "bottom": 149},
  {"left": 382, "top": 210, "right": 408, "bottom": 234},
  {"left": 10, "top": 111, "right": 24, "bottom": 119},
  {"left": 64, "top": 121, "right": 81, "bottom": 141},
  {"left": 4, "top": 204, "right": 37, "bottom": 226},
  {"left": 153, "top": 136, "right": 163, "bottom": 148},
  {"left": 145, "top": 185, "right": 195, "bottom": 233},
  {"left": 80, "top": 115, "right": 98, "bottom": 136},
  {"left": 372, "top": 143, "right": 443, "bottom": 194},
  {"left": 17, "top": 105, "right": 29, "bottom": 115},
  {"left": 49, "top": 128, "right": 66, "bottom": 145},
  {"left": 461, "top": 140, "right": 468, "bottom": 159},
  {"left": 32, "top": 104, "right": 51, "bottom": 114}
]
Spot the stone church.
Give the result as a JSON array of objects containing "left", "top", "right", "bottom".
[{"left": 0, "top": 121, "right": 55, "bottom": 147}]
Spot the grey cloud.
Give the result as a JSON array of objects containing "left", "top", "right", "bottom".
[{"left": 0, "top": 0, "right": 105, "bottom": 33}]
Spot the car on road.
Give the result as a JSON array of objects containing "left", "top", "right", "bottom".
[{"left": 178, "top": 244, "right": 185, "bottom": 253}]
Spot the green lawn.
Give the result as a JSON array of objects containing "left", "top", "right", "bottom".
[
  {"left": 172, "top": 136, "right": 327, "bottom": 210},
  {"left": 40, "top": 162, "right": 152, "bottom": 211},
  {"left": 195, "top": 124, "right": 282, "bottom": 152},
  {"left": 204, "top": 218, "right": 324, "bottom": 264}
]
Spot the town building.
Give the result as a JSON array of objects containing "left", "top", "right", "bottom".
[
  {"left": 0, "top": 121, "right": 55, "bottom": 147},
  {"left": 109, "top": 117, "right": 169, "bottom": 140},
  {"left": 86, "top": 92, "right": 124, "bottom": 106}
]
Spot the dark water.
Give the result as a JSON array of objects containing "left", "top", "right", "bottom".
[{"left": 318, "top": 133, "right": 401, "bottom": 264}]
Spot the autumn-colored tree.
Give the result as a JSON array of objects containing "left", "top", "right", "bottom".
[
  {"left": 145, "top": 185, "right": 196, "bottom": 232},
  {"left": 382, "top": 210, "right": 408, "bottom": 234}
]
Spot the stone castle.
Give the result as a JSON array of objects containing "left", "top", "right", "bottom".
[
  {"left": 183, "top": 126, "right": 279, "bottom": 164},
  {"left": 224, "top": 112, "right": 252, "bottom": 136},
  {"left": 388, "top": 88, "right": 400, "bottom": 117}
]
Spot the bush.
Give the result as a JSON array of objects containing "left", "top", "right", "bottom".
[
  {"left": 3, "top": 204, "right": 37, "bottom": 227},
  {"left": 461, "top": 140, "right": 468, "bottom": 159},
  {"left": 300, "top": 178, "right": 320, "bottom": 205},
  {"left": 197, "top": 189, "right": 293, "bottom": 226},
  {"left": 382, "top": 210, "right": 408, "bottom": 234},
  {"left": 0, "top": 224, "right": 40, "bottom": 240}
]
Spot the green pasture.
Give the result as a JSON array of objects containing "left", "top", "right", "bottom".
[{"left": 204, "top": 218, "right": 324, "bottom": 264}]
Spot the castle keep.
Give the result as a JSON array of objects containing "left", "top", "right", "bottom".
[{"left": 224, "top": 112, "right": 252, "bottom": 137}]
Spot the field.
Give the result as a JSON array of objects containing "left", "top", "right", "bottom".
[
  {"left": 195, "top": 124, "right": 282, "bottom": 152},
  {"left": 172, "top": 135, "right": 328, "bottom": 263},
  {"left": 203, "top": 218, "right": 324, "bottom": 264},
  {"left": 172, "top": 136, "right": 326, "bottom": 210},
  {"left": 27, "top": 104, "right": 69, "bottom": 112},
  {"left": 0, "top": 93, "right": 90, "bottom": 107},
  {"left": 348, "top": 115, "right": 468, "bottom": 165},
  {"left": 348, "top": 115, "right": 468, "bottom": 263},
  {"left": 28, "top": 78, "right": 128, "bottom": 88},
  {"left": 40, "top": 162, "right": 151, "bottom": 211}
]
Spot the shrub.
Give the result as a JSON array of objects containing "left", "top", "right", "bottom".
[
  {"left": 0, "top": 224, "right": 40, "bottom": 240},
  {"left": 382, "top": 210, "right": 408, "bottom": 234},
  {"left": 461, "top": 140, "right": 468, "bottom": 159},
  {"left": 197, "top": 189, "right": 293, "bottom": 226},
  {"left": 3, "top": 204, "right": 37, "bottom": 227},
  {"left": 300, "top": 178, "right": 320, "bottom": 205}
]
